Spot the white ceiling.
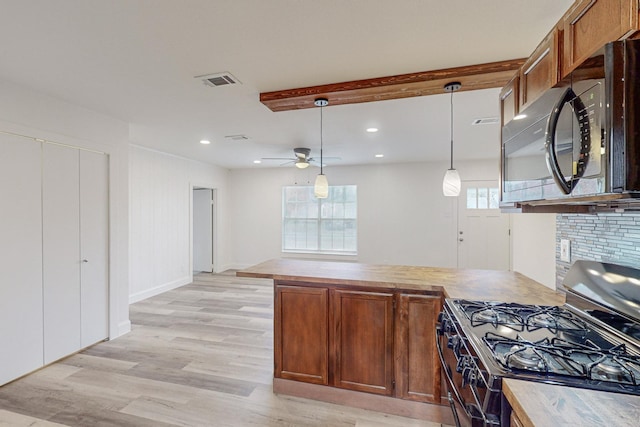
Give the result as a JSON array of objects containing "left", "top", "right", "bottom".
[{"left": 0, "top": 0, "right": 574, "bottom": 169}]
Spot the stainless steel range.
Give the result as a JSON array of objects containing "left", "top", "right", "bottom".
[{"left": 436, "top": 261, "right": 640, "bottom": 427}]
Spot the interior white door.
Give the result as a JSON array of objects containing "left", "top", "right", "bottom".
[
  {"left": 80, "top": 150, "right": 109, "bottom": 347},
  {"left": 193, "top": 188, "right": 213, "bottom": 273},
  {"left": 0, "top": 134, "right": 44, "bottom": 385},
  {"left": 457, "top": 180, "right": 510, "bottom": 270},
  {"left": 43, "top": 144, "right": 81, "bottom": 364}
]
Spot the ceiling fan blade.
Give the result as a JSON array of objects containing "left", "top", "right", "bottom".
[
  {"left": 308, "top": 156, "right": 341, "bottom": 163},
  {"left": 279, "top": 160, "right": 296, "bottom": 166},
  {"left": 261, "top": 157, "right": 296, "bottom": 161}
]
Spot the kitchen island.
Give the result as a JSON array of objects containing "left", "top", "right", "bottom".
[
  {"left": 238, "top": 258, "right": 565, "bottom": 305},
  {"left": 238, "top": 259, "right": 565, "bottom": 424}
]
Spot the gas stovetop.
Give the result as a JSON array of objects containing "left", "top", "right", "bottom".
[
  {"left": 450, "top": 299, "right": 640, "bottom": 387},
  {"left": 445, "top": 298, "right": 640, "bottom": 396}
]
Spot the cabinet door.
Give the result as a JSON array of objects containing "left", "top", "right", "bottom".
[
  {"left": 500, "top": 75, "right": 519, "bottom": 125},
  {"left": 520, "top": 30, "right": 559, "bottom": 111},
  {"left": 395, "top": 294, "right": 442, "bottom": 403},
  {"left": 332, "top": 290, "right": 394, "bottom": 396},
  {"left": 0, "top": 134, "right": 44, "bottom": 386},
  {"left": 80, "top": 150, "right": 109, "bottom": 347},
  {"left": 275, "top": 285, "right": 328, "bottom": 385},
  {"left": 562, "top": 0, "right": 639, "bottom": 76},
  {"left": 43, "top": 144, "right": 81, "bottom": 364}
]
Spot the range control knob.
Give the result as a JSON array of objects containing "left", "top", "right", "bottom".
[{"left": 462, "top": 365, "right": 476, "bottom": 387}]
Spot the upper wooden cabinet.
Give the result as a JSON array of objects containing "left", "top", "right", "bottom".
[
  {"left": 562, "top": 0, "right": 639, "bottom": 77},
  {"left": 499, "top": 74, "right": 519, "bottom": 125},
  {"left": 520, "top": 30, "right": 560, "bottom": 111}
]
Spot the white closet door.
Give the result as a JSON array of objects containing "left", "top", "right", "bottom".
[
  {"left": 0, "top": 134, "right": 43, "bottom": 385},
  {"left": 79, "top": 150, "right": 109, "bottom": 347},
  {"left": 43, "top": 144, "right": 81, "bottom": 364}
]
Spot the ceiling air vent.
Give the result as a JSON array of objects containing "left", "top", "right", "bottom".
[
  {"left": 196, "top": 72, "right": 241, "bottom": 87},
  {"left": 472, "top": 117, "right": 499, "bottom": 125},
  {"left": 224, "top": 134, "right": 249, "bottom": 141}
]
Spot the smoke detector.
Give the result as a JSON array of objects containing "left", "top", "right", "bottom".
[{"left": 196, "top": 72, "right": 241, "bottom": 87}]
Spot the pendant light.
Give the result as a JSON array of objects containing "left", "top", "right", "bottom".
[
  {"left": 442, "top": 82, "right": 461, "bottom": 197},
  {"left": 314, "top": 97, "right": 329, "bottom": 198}
]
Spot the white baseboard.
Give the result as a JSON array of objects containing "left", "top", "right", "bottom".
[
  {"left": 218, "top": 263, "right": 253, "bottom": 272},
  {"left": 129, "top": 276, "right": 191, "bottom": 304},
  {"left": 114, "top": 320, "right": 132, "bottom": 338}
]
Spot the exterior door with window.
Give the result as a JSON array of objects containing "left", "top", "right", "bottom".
[{"left": 457, "top": 180, "right": 510, "bottom": 270}]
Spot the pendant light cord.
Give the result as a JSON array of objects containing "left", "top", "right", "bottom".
[
  {"left": 320, "top": 104, "right": 324, "bottom": 175},
  {"left": 449, "top": 88, "right": 454, "bottom": 170}
]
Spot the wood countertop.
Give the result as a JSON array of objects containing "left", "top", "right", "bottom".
[
  {"left": 504, "top": 379, "right": 640, "bottom": 427},
  {"left": 237, "top": 259, "right": 565, "bottom": 306}
]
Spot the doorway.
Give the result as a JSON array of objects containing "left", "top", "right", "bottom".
[
  {"left": 193, "top": 187, "right": 214, "bottom": 273},
  {"left": 457, "top": 180, "right": 511, "bottom": 270}
]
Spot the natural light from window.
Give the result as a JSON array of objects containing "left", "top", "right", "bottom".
[
  {"left": 467, "top": 187, "right": 500, "bottom": 209},
  {"left": 282, "top": 185, "right": 357, "bottom": 255}
]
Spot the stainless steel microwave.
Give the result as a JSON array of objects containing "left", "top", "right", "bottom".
[{"left": 501, "top": 38, "right": 640, "bottom": 206}]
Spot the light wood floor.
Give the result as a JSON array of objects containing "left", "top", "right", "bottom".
[{"left": 0, "top": 271, "right": 453, "bottom": 427}]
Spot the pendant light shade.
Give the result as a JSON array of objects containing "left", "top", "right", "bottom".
[
  {"left": 314, "top": 174, "right": 329, "bottom": 198},
  {"left": 443, "top": 169, "right": 461, "bottom": 197},
  {"left": 443, "top": 82, "right": 461, "bottom": 197},
  {"left": 313, "top": 97, "right": 329, "bottom": 199}
]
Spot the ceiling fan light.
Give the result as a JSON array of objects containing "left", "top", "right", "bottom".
[
  {"left": 443, "top": 169, "right": 461, "bottom": 197},
  {"left": 314, "top": 174, "right": 329, "bottom": 198},
  {"left": 295, "top": 159, "right": 310, "bottom": 169}
]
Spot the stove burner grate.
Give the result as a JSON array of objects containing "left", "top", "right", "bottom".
[{"left": 455, "top": 300, "right": 590, "bottom": 335}]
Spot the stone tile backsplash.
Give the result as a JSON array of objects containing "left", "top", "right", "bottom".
[{"left": 556, "top": 213, "right": 640, "bottom": 289}]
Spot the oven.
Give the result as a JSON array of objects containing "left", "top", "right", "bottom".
[{"left": 436, "top": 260, "right": 640, "bottom": 427}]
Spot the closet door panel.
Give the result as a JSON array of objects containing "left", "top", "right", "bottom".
[
  {"left": 79, "top": 150, "right": 109, "bottom": 347},
  {"left": 0, "top": 134, "right": 43, "bottom": 385},
  {"left": 43, "top": 144, "right": 81, "bottom": 364}
]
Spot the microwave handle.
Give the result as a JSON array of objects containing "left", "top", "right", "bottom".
[
  {"left": 545, "top": 88, "right": 575, "bottom": 194},
  {"left": 545, "top": 88, "right": 592, "bottom": 195}
]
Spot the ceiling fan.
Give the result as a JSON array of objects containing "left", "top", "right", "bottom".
[{"left": 262, "top": 147, "right": 340, "bottom": 168}]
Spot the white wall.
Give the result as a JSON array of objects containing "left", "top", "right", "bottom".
[
  {"left": 511, "top": 213, "right": 556, "bottom": 288},
  {"left": 228, "top": 159, "right": 500, "bottom": 269},
  {"left": 0, "top": 79, "right": 131, "bottom": 338},
  {"left": 129, "top": 145, "right": 229, "bottom": 303}
]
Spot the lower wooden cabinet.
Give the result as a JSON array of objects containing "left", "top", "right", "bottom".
[
  {"left": 274, "top": 281, "right": 443, "bottom": 403},
  {"left": 275, "top": 285, "right": 328, "bottom": 384},
  {"left": 332, "top": 290, "right": 394, "bottom": 395},
  {"left": 395, "top": 294, "right": 442, "bottom": 403}
]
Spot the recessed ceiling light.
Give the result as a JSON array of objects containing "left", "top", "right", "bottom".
[
  {"left": 513, "top": 114, "right": 527, "bottom": 120},
  {"left": 366, "top": 127, "right": 379, "bottom": 133},
  {"left": 253, "top": 160, "right": 261, "bottom": 164},
  {"left": 200, "top": 140, "right": 211, "bottom": 145},
  {"left": 375, "top": 154, "right": 384, "bottom": 158}
]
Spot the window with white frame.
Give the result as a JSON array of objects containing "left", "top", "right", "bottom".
[
  {"left": 282, "top": 185, "right": 357, "bottom": 254},
  {"left": 466, "top": 186, "right": 500, "bottom": 209}
]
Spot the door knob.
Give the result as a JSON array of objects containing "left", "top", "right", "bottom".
[
  {"left": 459, "top": 238, "right": 464, "bottom": 242},
  {"left": 82, "top": 259, "right": 89, "bottom": 263}
]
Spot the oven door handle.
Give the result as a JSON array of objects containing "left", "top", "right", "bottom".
[
  {"left": 447, "top": 391, "right": 462, "bottom": 427},
  {"left": 436, "top": 333, "right": 471, "bottom": 422}
]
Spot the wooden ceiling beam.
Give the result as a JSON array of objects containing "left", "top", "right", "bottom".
[{"left": 259, "top": 58, "right": 525, "bottom": 112}]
